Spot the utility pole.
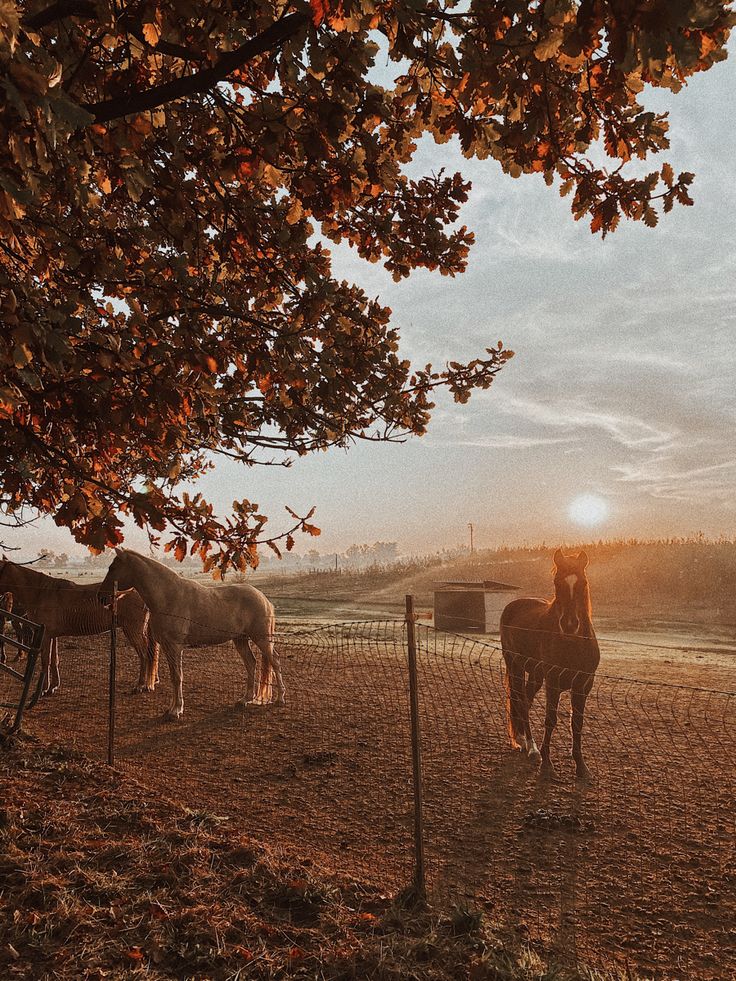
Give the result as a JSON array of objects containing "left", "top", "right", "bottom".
[{"left": 468, "top": 522, "right": 474, "bottom": 554}]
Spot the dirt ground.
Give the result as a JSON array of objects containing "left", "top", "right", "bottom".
[{"left": 17, "top": 621, "right": 736, "bottom": 981}]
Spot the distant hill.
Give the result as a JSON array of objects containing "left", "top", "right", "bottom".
[{"left": 259, "top": 538, "right": 736, "bottom": 627}]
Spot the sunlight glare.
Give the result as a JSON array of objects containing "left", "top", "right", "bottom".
[{"left": 568, "top": 494, "right": 610, "bottom": 528}]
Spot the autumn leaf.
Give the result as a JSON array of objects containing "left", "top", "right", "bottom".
[
  {"left": 309, "top": 0, "right": 331, "bottom": 27},
  {"left": 535, "top": 31, "right": 563, "bottom": 61},
  {"left": 142, "top": 22, "right": 161, "bottom": 46},
  {"left": 0, "top": 0, "right": 723, "bottom": 572}
]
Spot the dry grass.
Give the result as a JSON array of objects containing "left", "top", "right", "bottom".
[
  {"left": 259, "top": 538, "right": 736, "bottom": 626},
  {"left": 0, "top": 732, "right": 634, "bottom": 981}
]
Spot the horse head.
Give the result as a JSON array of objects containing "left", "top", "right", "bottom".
[
  {"left": 552, "top": 548, "right": 591, "bottom": 636},
  {"left": 97, "top": 547, "right": 132, "bottom": 603}
]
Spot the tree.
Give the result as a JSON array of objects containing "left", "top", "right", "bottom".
[{"left": 0, "top": 1, "right": 732, "bottom": 573}]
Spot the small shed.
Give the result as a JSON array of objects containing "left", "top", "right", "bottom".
[{"left": 433, "top": 580, "right": 520, "bottom": 633}]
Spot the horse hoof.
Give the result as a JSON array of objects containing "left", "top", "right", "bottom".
[
  {"left": 528, "top": 749, "right": 542, "bottom": 764},
  {"left": 163, "top": 709, "right": 182, "bottom": 722},
  {"left": 575, "top": 767, "right": 593, "bottom": 783},
  {"left": 540, "top": 763, "right": 559, "bottom": 782}
]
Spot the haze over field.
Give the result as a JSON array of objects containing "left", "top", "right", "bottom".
[{"left": 6, "top": 47, "right": 735, "bottom": 561}]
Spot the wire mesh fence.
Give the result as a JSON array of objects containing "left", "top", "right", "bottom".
[
  {"left": 412, "top": 625, "right": 736, "bottom": 979},
  {"left": 18, "top": 607, "right": 736, "bottom": 980},
  {"left": 0, "top": 602, "right": 43, "bottom": 732}
]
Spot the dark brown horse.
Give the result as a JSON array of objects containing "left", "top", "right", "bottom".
[{"left": 500, "top": 549, "right": 600, "bottom": 780}]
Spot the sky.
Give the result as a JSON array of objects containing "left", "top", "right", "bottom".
[{"left": 8, "top": 45, "right": 736, "bottom": 560}]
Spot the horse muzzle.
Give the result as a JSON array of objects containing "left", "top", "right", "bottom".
[{"left": 559, "top": 617, "right": 580, "bottom": 636}]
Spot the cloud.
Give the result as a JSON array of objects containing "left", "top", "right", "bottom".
[
  {"left": 611, "top": 457, "right": 736, "bottom": 503},
  {"left": 453, "top": 434, "right": 577, "bottom": 450},
  {"left": 495, "top": 395, "right": 676, "bottom": 451}
]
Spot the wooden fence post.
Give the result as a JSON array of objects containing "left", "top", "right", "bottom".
[
  {"left": 107, "top": 581, "right": 118, "bottom": 766},
  {"left": 405, "top": 594, "right": 426, "bottom": 901}
]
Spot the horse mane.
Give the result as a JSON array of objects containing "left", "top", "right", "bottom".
[
  {"left": 2, "top": 560, "right": 65, "bottom": 585},
  {"left": 578, "top": 575, "right": 593, "bottom": 623},
  {"left": 120, "top": 549, "right": 175, "bottom": 574}
]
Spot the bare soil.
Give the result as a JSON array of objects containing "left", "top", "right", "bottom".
[
  {"left": 1, "top": 740, "right": 584, "bottom": 981},
  {"left": 20, "top": 623, "right": 736, "bottom": 981}
]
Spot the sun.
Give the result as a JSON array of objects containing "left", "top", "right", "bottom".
[{"left": 568, "top": 494, "right": 610, "bottom": 528}]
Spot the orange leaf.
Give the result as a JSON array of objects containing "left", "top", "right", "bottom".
[
  {"left": 309, "top": 0, "right": 330, "bottom": 26},
  {"left": 142, "top": 22, "right": 160, "bottom": 46}
]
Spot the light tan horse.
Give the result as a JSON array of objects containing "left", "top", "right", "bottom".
[
  {"left": 0, "top": 559, "right": 159, "bottom": 695},
  {"left": 98, "top": 547, "right": 284, "bottom": 721}
]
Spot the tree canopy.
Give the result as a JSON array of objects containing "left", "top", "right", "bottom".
[{"left": 0, "top": 0, "right": 732, "bottom": 572}]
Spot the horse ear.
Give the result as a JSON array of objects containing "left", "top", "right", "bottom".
[
  {"left": 577, "top": 550, "right": 589, "bottom": 569},
  {"left": 553, "top": 548, "right": 565, "bottom": 568},
  {"left": 114, "top": 547, "right": 124, "bottom": 556}
]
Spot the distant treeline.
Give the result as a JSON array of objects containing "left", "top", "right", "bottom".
[
  {"left": 430, "top": 538, "right": 736, "bottom": 621},
  {"left": 261, "top": 536, "right": 736, "bottom": 623}
]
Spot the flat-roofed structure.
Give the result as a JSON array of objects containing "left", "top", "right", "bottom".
[{"left": 433, "top": 579, "right": 520, "bottom": 633}]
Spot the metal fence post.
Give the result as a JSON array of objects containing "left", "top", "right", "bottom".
[
  {"left": 107, "top": 581, "right": 118, "bottom": 766},
  {"left": 10, "top": 623, "right": 45, "bottom": 731},
  {"left": 405, "top": 594, "right": 426, "bottom": 900}
]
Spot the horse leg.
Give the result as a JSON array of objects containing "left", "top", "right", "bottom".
[
  {"left": 503, "top": 651, "right": 528, "bottom": 752},
  {"left": 161, "top": 643, "right": 184, "bottom": 721},
  {"left": 524, "top": 665, "right": 544, "bottom": 764},
  {"left": 571, "top": 686, "right": 593, "bottom": 781},
  {"left": 0, "top": 592, "right": 11, "bottom": 664},
  {"left": 122, "top": 620, "right": 158, "bottom": 694},
  {"left": 48, "top": 639, "right": 61, "bottom": 693},
  {"left": 233, "top": 637, "right": 257, "bottom": 706},
  {"left": 539, "top": 679, "right": 561, "bottom": 779},
  {"left": 39, "top": 636, "right": 53, "bottom": 696},
  {"left": 253, "top": 634, "right": 286, "bottom": 707}
]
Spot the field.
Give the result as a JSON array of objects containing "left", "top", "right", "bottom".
[{"left": 18, "top": 606, "right": 736, "bottom": 981}]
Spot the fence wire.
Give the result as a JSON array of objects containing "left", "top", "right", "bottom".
[
  {"left": 413, "top": 625, "right": 736, "bottom": 980},
  {"left": 20, "top": 613, "right": 736, "bottom": 981}
]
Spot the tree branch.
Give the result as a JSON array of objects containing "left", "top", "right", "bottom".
[
  {"left": 85, "top": 11, "right": 309, "bottom": 123},
  {"left": 23, "top": 0, "right": 96, "bottom": 31}
]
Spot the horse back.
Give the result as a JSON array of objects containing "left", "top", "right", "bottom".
[{"left": 500, "top": 597, "right": 550, "bottom": 663}]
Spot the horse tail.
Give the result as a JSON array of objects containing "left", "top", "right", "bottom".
[
  {"left": 145, "top": 612, "right": 161, "bottom": 691},
  {"left": 254, "top": 606, "right": 278, "bottom": 703},
  {"left": 143, "top": 610, "right": 160, "bottom": 689},
  {"left": 264, "top": 607, "right": 278, "bottom": 700},
  {"left": 147, "top": 634, "right": 160, "bottom": 689},
  {"left": 501, "top": 622, "right": 527, "bottom": 751}
]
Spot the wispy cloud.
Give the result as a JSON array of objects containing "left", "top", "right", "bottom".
[
  {"left": 454, "top": 434, "right": 577, "bottom": 450},
  {"left": 610, "top": 457, "right": 736, "bottom": 504},
  {"left": 495, "top": 395, "right": 676, "bottom": 451}
]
